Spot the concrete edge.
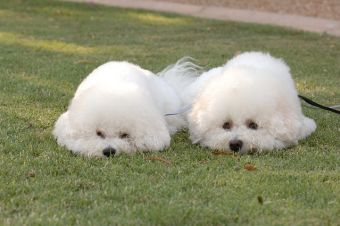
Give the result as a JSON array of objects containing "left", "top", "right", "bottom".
[{"left": 65, "top": 0, "right": 340, "bottom": 37}]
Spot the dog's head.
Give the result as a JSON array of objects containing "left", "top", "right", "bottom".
[
  {"left": 188, "top": 66, "right": 316, "bottom": 154},
  {"left": 53, "top": 85, "right": 170, "bottom": 157}
]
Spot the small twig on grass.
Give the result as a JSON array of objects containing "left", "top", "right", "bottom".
[
  {"left": 146, "top": 156, "right": 172, "bottom": 165},
  {"left": 257, "top": 195, "right": 264, "bottom": 205},
  {"left": 198, "top": 160, "right": 209, "bottom": 164}
]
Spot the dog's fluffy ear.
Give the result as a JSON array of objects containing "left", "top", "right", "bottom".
[{"left": 53, "top": 112, "right": 74, "bottom": 146}]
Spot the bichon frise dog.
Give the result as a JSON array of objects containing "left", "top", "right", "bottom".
[
  {"left": 53, "top": 61, "right": 187, "bottom": 157},
  {"left": 172, "top": 52, "right": 316, "bottom": 154}
]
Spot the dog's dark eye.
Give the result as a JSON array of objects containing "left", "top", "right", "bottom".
[
  {"left": 119, "top": 133, "right": 130, "bottom": 139},
  {"left": 247, "top": 120, "right": 258, "bottom": 130},
  {"left": 222, "top": 121, "right": 232, "bottom": 130},
  {"left": 96, "top": 129, "right": 105, "bottom": 139}
]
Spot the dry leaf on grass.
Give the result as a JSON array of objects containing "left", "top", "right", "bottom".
[
  {"left": 244, "top": 162, "right": 256, "bottom": 171},
  {"left": 146, "top": 156, "right": 172, "bottom": 165},
  {"left": 26, "top": 171, "right": 36, "bottom": 178}
]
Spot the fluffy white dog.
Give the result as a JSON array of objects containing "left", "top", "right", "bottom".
[
  {"left": 172, "top": 52, "right": 317, "bottom": 153},
  {"left": 53, "top": 61, "right": 186, "bottom": 157}
]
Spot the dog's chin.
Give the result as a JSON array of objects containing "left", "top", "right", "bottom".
[
  {"left": 228, "top": 146, "right": 258, "bottom": 155},
  {"left": 210, "top": 146, "right": 257, "bottom": 155},
  {"left": 248, "top": 148, "right": 259, "bottom": 154}
]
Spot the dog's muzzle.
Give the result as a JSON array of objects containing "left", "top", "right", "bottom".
[
  {"left": 103, "top": 147, "right": 116, "bottom": 157},
  {"left": 229, "top": 139, "right": 243, "bottom": 152}
]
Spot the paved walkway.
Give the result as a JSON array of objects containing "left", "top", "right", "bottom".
[{"left": 68, "top": 0, "right": 340, "bottom": 37}]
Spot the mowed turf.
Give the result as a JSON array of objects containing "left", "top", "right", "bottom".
[{"left": 0, "top": 0, "right": 339, "bottom": 225}]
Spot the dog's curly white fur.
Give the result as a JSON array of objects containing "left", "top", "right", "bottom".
[
  {"left": 169, "top": 52, "right": 317, "bottom": 153},
  {"left": 53, "top": 61, "right": 186, "bottom": 157}
]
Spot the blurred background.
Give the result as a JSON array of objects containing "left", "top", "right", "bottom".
[{"left": 150, "top": 0, "right": 340, "bottom": 20}]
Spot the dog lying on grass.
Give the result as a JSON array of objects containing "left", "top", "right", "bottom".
[
  {"left": 53, "top": 61, "right": 187, "bottom": 157},
  {"left": 169, "top": 52, "right": 317, "bottom": 154},
  {"left": 54, "top": 52, "right": 317, "bottom": 156}
]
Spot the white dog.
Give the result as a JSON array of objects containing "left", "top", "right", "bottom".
[
  {"left": 171, "top": 52, "right": 317, "bottom": 153},
  {"left": 53, "top": 61, "right": 187, "bottom": 157}
]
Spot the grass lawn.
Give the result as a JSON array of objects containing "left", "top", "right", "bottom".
[{"left": 0, "top": 0, "right": 339, "bottom": 225}]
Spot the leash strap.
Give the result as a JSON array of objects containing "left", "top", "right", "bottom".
[
  {"left": 165, "top": 105, "right": 192, "bottom": 116},
  {"left": 330, "top": 104, "right": 340, "bottom": 110},
  {"left": 298, "top": 95, "right": 340, "bottom": 115}
]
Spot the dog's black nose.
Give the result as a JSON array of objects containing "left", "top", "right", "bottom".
[
  {"left": 103, "top": 147, "right": 116, "bottom": 157},
  {"left": 229, "top": 139, "right": 243, "bottom": 152}
]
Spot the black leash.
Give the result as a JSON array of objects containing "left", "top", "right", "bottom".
[{"left": 298, "top": 95, "right": 340, "bottom": 115}]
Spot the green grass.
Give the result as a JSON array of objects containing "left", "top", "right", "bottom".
[{"left": 0, "top": 0, "right": 339, "bottom": 225}]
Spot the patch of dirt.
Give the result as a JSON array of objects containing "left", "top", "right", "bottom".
[{"left": 151, "top": 0, "right": 340, "bottom": 20}]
